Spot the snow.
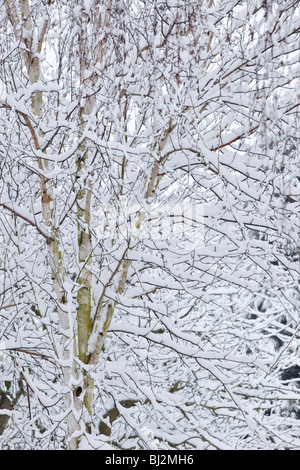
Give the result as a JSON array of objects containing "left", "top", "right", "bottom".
[
  {"left": 0, "top": 79, "right": 6, "bottom": 102},
  {"left": 0, "top": 0, "right": 299, "bottom": 451}
]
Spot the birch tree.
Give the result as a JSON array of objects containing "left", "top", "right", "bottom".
[{"left": 0, "top": 0, "right": 299, "bottom": 450}]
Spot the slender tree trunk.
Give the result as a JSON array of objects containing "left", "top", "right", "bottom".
[{"left": 4, "top": 0, "right": 83, "bottom": 448}]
